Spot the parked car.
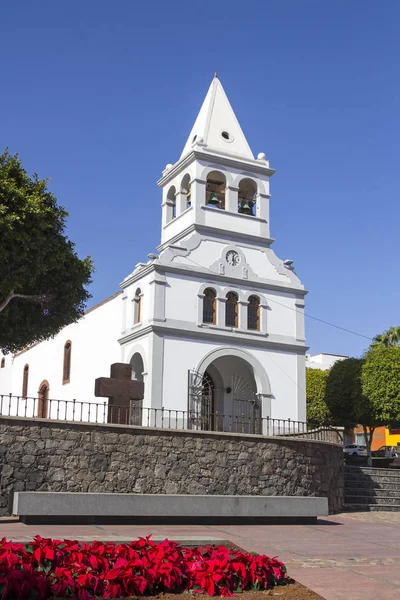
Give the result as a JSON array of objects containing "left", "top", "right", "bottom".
[
  {"left": 343, "top": 444, "right": 367, "bottom": 456},
  {"left": 372, "top": 446, "right": 399, "bottom": 458}
]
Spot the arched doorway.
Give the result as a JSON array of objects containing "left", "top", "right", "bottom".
[
  {"left": 37, "top": 381, "right": 49, "bottom": 419},
  {"left": 130, "top": 352, "right": 145, "bottom": 425},
  {"left": 190, "top": 349, "right": 271, "bottom": 434}
]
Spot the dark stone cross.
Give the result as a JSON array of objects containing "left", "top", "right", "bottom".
[{"left": 94, "top": 363, "right": 144, "bottom": 425}]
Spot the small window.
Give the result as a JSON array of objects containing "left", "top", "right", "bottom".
[
  {"left": 134, "top": 288, "right": 142, "bottom": 324},
  {"left": 22, "top": 364, "right": 29, "bottom": 399},
  {"left": 203, "top": 288, "right": 216, "bottom": 324},
  {"left": 225, "top": 292, "right": 238, "bottom": 328},
  {"left": 248, "top": 295, "right": 260, "bottom": 331},
  {"left": 0, "top": 358, "right": 4, "bottom": 368},
  {"left": 63, "top": 341, "right": 72, "bottom": 384}
]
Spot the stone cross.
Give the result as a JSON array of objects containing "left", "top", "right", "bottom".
[{"left": 94, "top": 363, "right": 144, "bottom": 424}]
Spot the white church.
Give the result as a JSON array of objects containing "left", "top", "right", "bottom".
[{"left": 0, "top": 76, "right": 307, "bottom": 432}]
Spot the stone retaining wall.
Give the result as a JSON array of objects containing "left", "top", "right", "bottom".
[{"left": 0, "top": 417, "right": 344, "bottom": 515}]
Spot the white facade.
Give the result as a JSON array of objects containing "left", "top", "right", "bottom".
[
  {"left": 0, "top": 76, "right": 308, "bottom": 428},
  {"left": 306, "top": 353, "right": 348, "bottom": 371}
]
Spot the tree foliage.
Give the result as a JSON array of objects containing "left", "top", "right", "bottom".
[
  {"left": 371, "top": 326, "right": 400, "bottom": 348},
  {"left": 362, "top": 346, "right": 400, "bottom": 424},
  {"left": 306, "top": 368, "right": 330, "bottom": 424},
  {"left": 0, "top": 149, "right": 94, "bottom": 353},
  {"left": 325, "top": 358, "right": 368, "bottom": 430}
]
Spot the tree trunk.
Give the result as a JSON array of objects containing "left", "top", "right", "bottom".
[{"left": 363, "top": 424, "right": 375, "bottom": 467}]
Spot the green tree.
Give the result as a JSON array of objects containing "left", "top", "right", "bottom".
[
  {"left": 306, "top": 367, "right": 330, "bottom": 424},
  {"left": 325, "top": 358, "right": 377, "bottom": 465},
  {"left": 362, "top": 346, "right": 400, "bottom": 426},
  {"left": 372, "top": 326, "right": 400, "bottom": 348},
  {"left": 0, "top": 149, "right": 94, "bottom": 353}
]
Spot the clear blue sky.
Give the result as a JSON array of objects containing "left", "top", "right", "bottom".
[{"left": 1, "top": 1, "right": 399, "bottom": 358}]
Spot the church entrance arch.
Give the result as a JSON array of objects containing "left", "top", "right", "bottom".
[{"left": 189, "top": 349, "right": 269, "bottom": 434}]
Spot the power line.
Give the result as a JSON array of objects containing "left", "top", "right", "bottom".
[
  {"left": 266, "top": 296, "right": 372, "bottom": 341},
  {"left": 169, "top": 250, "right": 373, "bottom": 342}
]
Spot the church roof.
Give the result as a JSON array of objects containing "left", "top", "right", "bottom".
[{"left": 180, "top": 75, "right": 254, "bottom": 161}]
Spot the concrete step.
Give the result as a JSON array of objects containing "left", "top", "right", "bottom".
[
  {"left": 344, "top": 480, "right": 400, "bottom": 490},
  {"left": 345, "top": 473, "right": 400, "bottom": 485},
  {"left": 345, "top": 487, "right": 400, "bottom": 499},
  {"left": 345, "top": 466, "right": 400, "bottom": 478},
  {"left": 345, "top": 495, "right": 400, "bottom": 506},
  {"left": 344, "top": 503, "right": 400, "bottom": 512}
]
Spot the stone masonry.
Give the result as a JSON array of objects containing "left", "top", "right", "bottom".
[{"left": 0, "top": 417, "right": 344, "bottom": 515}]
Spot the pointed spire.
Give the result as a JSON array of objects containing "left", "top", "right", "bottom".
[{"left": 180, "top": 77, "right": 254, "bottom": 160}]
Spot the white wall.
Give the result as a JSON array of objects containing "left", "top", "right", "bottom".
[
  {"left": 306, "top": 353, "right": 347, "bottom": 370},
  {"left": 0, "top": 293, "right": 123, "bottom": 413},
  {"left": 161, "top": 336, "right": 304, "bottom": 421}
]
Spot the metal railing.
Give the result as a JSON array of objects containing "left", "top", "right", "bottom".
[{"left": 0, "top": 394, "right": 342, "bottom": 443}]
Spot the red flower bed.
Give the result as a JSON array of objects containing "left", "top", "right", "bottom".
[{"left": 0, "top": 536, "right": 287, "bottom": 598}]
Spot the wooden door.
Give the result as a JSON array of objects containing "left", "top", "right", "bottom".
[{"left": 38, "top": 381, "right": 49, "bottom": 418}]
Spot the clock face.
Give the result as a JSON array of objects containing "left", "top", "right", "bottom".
[{"left": 226, "top": 250, "right": 240, "bottom": 266}]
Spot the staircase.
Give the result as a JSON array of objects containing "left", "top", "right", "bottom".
[{"left": 345, "top": 465, "right": 400, "bottom": 511}]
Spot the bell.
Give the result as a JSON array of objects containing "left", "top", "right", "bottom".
[
  {"left": 208, "top": 192, "right": 219, "bottom": 206},
  {"left": 238, "top": 199, "right": 254, "bottom": 215}
]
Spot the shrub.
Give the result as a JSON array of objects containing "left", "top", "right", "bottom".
[{"left": 0, "top": 535, "right": 287, "bottom": 598}]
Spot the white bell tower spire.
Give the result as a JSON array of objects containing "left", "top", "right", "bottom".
[
  {"left": 158, "top": 76, "right": 275, "bottom": 248},
  {"left": 180, "top": 75, "right": 254, "bottom": 161}
]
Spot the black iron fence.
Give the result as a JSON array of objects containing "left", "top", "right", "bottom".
[{"left": 0, "top": 394, "right": 343, "bottom": 443}]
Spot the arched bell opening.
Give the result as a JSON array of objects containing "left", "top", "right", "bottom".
[
  {"left": 206, "top": 171, "right": 226, "bottom": 210},
  {"left": 238, "top": 178, "right": 257, "bottom": 216},
  {"left": 181, "top": 173, "right": 192, "bottom": 209},
  {"left": 166, "top": 185, "right": 176, "bottom": 221}
]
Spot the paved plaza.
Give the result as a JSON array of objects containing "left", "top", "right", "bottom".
[{"left": 1, "top": 512, "right": 400, "bottom": 599}]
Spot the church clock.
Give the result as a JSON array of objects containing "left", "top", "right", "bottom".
[{"left": 226, "top": 250, "right": 240, "bottom": 266}]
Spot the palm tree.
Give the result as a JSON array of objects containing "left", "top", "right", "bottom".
[{"left": 372, "top": 326, "right": 400, "bottom": 348}]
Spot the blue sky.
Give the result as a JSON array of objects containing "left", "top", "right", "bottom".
[{"left": 1, "top": 1, "right": 399, "bottom": 358}]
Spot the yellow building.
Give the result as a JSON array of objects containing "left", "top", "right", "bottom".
[{"left": 386, "top": 428, "right": 400, "bottom": 448}]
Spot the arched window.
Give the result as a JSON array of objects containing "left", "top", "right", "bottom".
[
  {"left": 248, "top": 295, "right": 260, "bottom": 331},
  {"left": 134, "top": 288, "right": 142, "bottom": 324},
  {"left": 22, "top": 364, "right": 29, "bottom": 399},
  {"left": 238, "top": 178, "right": 257, "bottom": 216},
  {"left": 38, "top": 380, "right": 49, "bottom": 419},
  {"left": 181, "top": 174, "right": 192, "bottom": 209},
  {"left": 0, "top": 358, "right": 4, "bottom": 368},
  {"left": 131, "top": 352, "right": 144, "bottom": 383},
  {"left": 203, "top": 288, "right": 216, "bottom": 324},
  {"left": 63, "top": 341, "right": 72, "bottom": 384},
  {"left": 225, "top": 292, "right": 239, "bottom": 328},
  {"left": 206, "top": 171, "right": 226, "bottom": 210},
  {"left": 166, "top": 185, "right": 176, "bottom": 221}
]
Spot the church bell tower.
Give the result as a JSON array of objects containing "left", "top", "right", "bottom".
[
  {"left": 158, "top": 74, "right": 274, "bottom": 248},
  {"left": 120, "top": 76, "right": 307, "bottom": 428}
]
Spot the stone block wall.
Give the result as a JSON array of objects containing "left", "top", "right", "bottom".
[{"left": 0, "top": 417, "right": 344, "bottom": 515}]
